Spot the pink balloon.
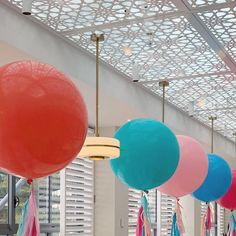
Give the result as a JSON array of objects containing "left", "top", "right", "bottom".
[
  {"left": 217, "top": 169, "right": 236, "bottom": 210},
  {"left": 158, "top": 135, "right": 208, "bottom": 197}
]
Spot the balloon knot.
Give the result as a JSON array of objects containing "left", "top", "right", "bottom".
[{"left": 27, "top": 179, "right": 33, "bottom": 185}]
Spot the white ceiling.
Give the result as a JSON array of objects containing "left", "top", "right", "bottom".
[{"left": 5, "top": 0, "right": 236, "bottom": 140}]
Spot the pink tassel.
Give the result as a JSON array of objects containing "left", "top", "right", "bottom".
[
  {"left": 136, "top": 206, "right": 144, "bottom": 236},
  {"left": 23, "top": 189, "right": 40, "bottom": 236},
  {"left": 136, "top": 195, "right": 153, "bottom": 236},
  {"left": 143, "top": 216, "right": 152, "bottom": 236},
  {"left": 176, "top": 199, "right": 185, "bottom": 235},
  {"left": 206, "top": 206, "right": 212, "bottom": 230},
  {"left": 201, "top": 204, "right": 212, "bottom": 236}
]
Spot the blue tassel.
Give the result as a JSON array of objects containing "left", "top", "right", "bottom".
[{"left": 171, "top": 213, "right": 180, "bottom": 236}]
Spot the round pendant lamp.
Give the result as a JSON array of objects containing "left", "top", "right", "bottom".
[{"left": 79, "top": 34, "right": 120, "bottom": 160}]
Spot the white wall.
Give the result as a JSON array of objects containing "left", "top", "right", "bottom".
[{"left": 94, "top": 127, "right": 128, "bottom": 236}]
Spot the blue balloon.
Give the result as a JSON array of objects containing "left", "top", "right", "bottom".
[
  {"left": 192, "top": 153, "right": 232, "bottom": 202},
  {"left": 110, "top": 119, "right": 180, "bottom": 190}
]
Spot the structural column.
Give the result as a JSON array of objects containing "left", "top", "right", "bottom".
[
  {"left": 180, "top": 196, "right": 201, "bottom": 236},
  {"left": 94, "top": 127, "right": 128, "bottom": 236}
]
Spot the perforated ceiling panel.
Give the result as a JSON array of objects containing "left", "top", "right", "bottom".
[{"left": 6, "top": 0, "right": 236, "bottom": 141}]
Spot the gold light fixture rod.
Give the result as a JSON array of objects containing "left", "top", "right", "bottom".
[
  {"left": 208, "top": 116, "right": 217, "bottom": 121},
  {"left": 209, "top": 116, "right": 217, "bottom": 153},
  {"left": 91, "top": 33, "right": 104, "bottom": 137},
  {"left": 91, "top": 33, "right": 104, "bottom": 42},
  {"left": 159, "top": 80, "right": 169, "bottom": 87},
  {"left": 159, "top": 80, "right": 169, "bottom": 123}
]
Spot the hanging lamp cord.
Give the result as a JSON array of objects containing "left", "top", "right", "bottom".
[
  {"left": 162, "top": 84, "right": 165, "bottom": 123},
  {"left": 159, "top": 80, "right": 169, "bottom": 123},
  {"left": 95, "top": 36, "right": 99, "bottom": 137},
  {"left": 209, "top": 116, "right": 217, "bottom": 153}
]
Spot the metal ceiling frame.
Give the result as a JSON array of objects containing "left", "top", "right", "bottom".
[
  {"left": 4, "top": 0, "right": 236, "bottom": 140},
  {"left": 172, "top": 0, "right": 236, "bottom": 73},
  {"left": 139, "top": 70, "right": 232, "bottom": 83},
  {"left": 62, "top": 1, "right": 236, "bottom": 36}
]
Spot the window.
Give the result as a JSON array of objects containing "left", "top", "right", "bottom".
[
  {"left": 0, "top": 172, "right": 8, "bottom": 224},
  {"left": 217, "top": 204, "right": 225, "bottom": 235},
  {"left": 60, "top": 157, "right": 94, "bottom": 235},
  {"left": 0, "top": 174, "right": 60, "bottom": 235},
  {"left": 158, "top": 193, "right": 175, "bottom": 236},
  {"left": 201, "top": 202, "right": 220, "bottom": 236},
  {"left": 128, "top": 189, "right": 140, "bottom": 236},
  {"left": 128, "top": 189, "right": 157, "bottom": 236},
  {"left": 0, "top": 129, "right": 94, "bottom": 236}
]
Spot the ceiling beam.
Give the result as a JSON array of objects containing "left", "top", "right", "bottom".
[
  {"left": 139, "top": 71, "right": 232, "bottom": 84},
  {"left": 61, "top": 10, "right": 185, "bottom": 36},
  {"left": 171, "top": 0, "right": 236, "bottom": 73},
  {"left": 195, "top": 106, "right": 236, "bottom": 113},
  {"left": 61, "top": 1, "right": 236, "bottom": 36}
]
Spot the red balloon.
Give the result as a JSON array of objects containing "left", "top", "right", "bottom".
[
  {"left": 217, "top": 169, "right": 236, "bottom": 210},
  {"left": 0, "top": 61, "right": 87, "bottom": 179}
]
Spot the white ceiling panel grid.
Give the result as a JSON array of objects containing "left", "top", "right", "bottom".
[{"left": 5, "top": 0, "right": 236, "bottom": 140}]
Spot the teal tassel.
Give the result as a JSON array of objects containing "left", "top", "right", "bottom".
[
  {"left": 17, "top": 198, "right": 29, "bottom": 236},
  {"left": 171, "top": 213, "right": 180, "bottom": 236}
]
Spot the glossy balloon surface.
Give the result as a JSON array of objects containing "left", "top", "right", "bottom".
[
  {"left": 110, "top": 119, "right": 180, "bottom": 190},
  {"left": 217, "top": 169, "right": 236, "bottom": 210},
  {"left": 192, "top": 154, "right": 232, "bottom": 202},
  {"left": 158, "top": 135, "right": 208, "bottom": 197}
]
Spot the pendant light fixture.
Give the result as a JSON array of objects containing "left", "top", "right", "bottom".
[{"left": 79, "top": 33, "right": 120, "bottom": 160}]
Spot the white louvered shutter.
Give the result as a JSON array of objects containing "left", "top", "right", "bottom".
[
  {"left": 217, "top": 204, "right": 225, "bottom": 235},
  {"left": 60, "top": 157, "right": 94, "bottom": 236},
  {"left": 201, "top": 202, "right": 208, "bottom": 218},
  {"left": 37, "top": 173, "right": 60, "bottom": 223},
  {"left": 147, "top": 190, "right": 157, "bottom": 233},
  {"left": 200, "top": 202, "right": 218, "bottom": 236},
  {"left": 128, "top": 189, "right": 157, "bottom": 236},
  {"left": 128, "top": 189, "right": 141, "bottom": 236},
  {"left": 159, "top": 193, "right": 175, "bottom": 236}
]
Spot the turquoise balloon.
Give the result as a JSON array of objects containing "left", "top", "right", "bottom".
[
  {"left": 110, "top": 119, "right": 180, "bottom": 190},
  {"left": 192, "top": 153, "right": 232, "bottom": 202}
]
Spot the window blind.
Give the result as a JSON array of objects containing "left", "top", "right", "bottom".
[
  {"left": 201, "top": 202, "right": 221, "bottom": 236},
  {"left": 159, "top": 193, "right": 175, "bottom": 236},
  {"left": 128, "top": 189, "right": 157, "bottom": 236},
  {"left": 201, "top": 201, "right": 208, "bottom": 218},
  {"left": 128, "top": 189, "right": 141, "bottom": 236},
  {"left": 217, "top": 204, "right": 225, "bottom": 235},
  {"left": 60, "top": 157, "right": 94, "bottom": 236}
]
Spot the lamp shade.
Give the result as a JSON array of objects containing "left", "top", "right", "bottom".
[{"left": 79, "top": 137, "right": 120, "bottom": 160}]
